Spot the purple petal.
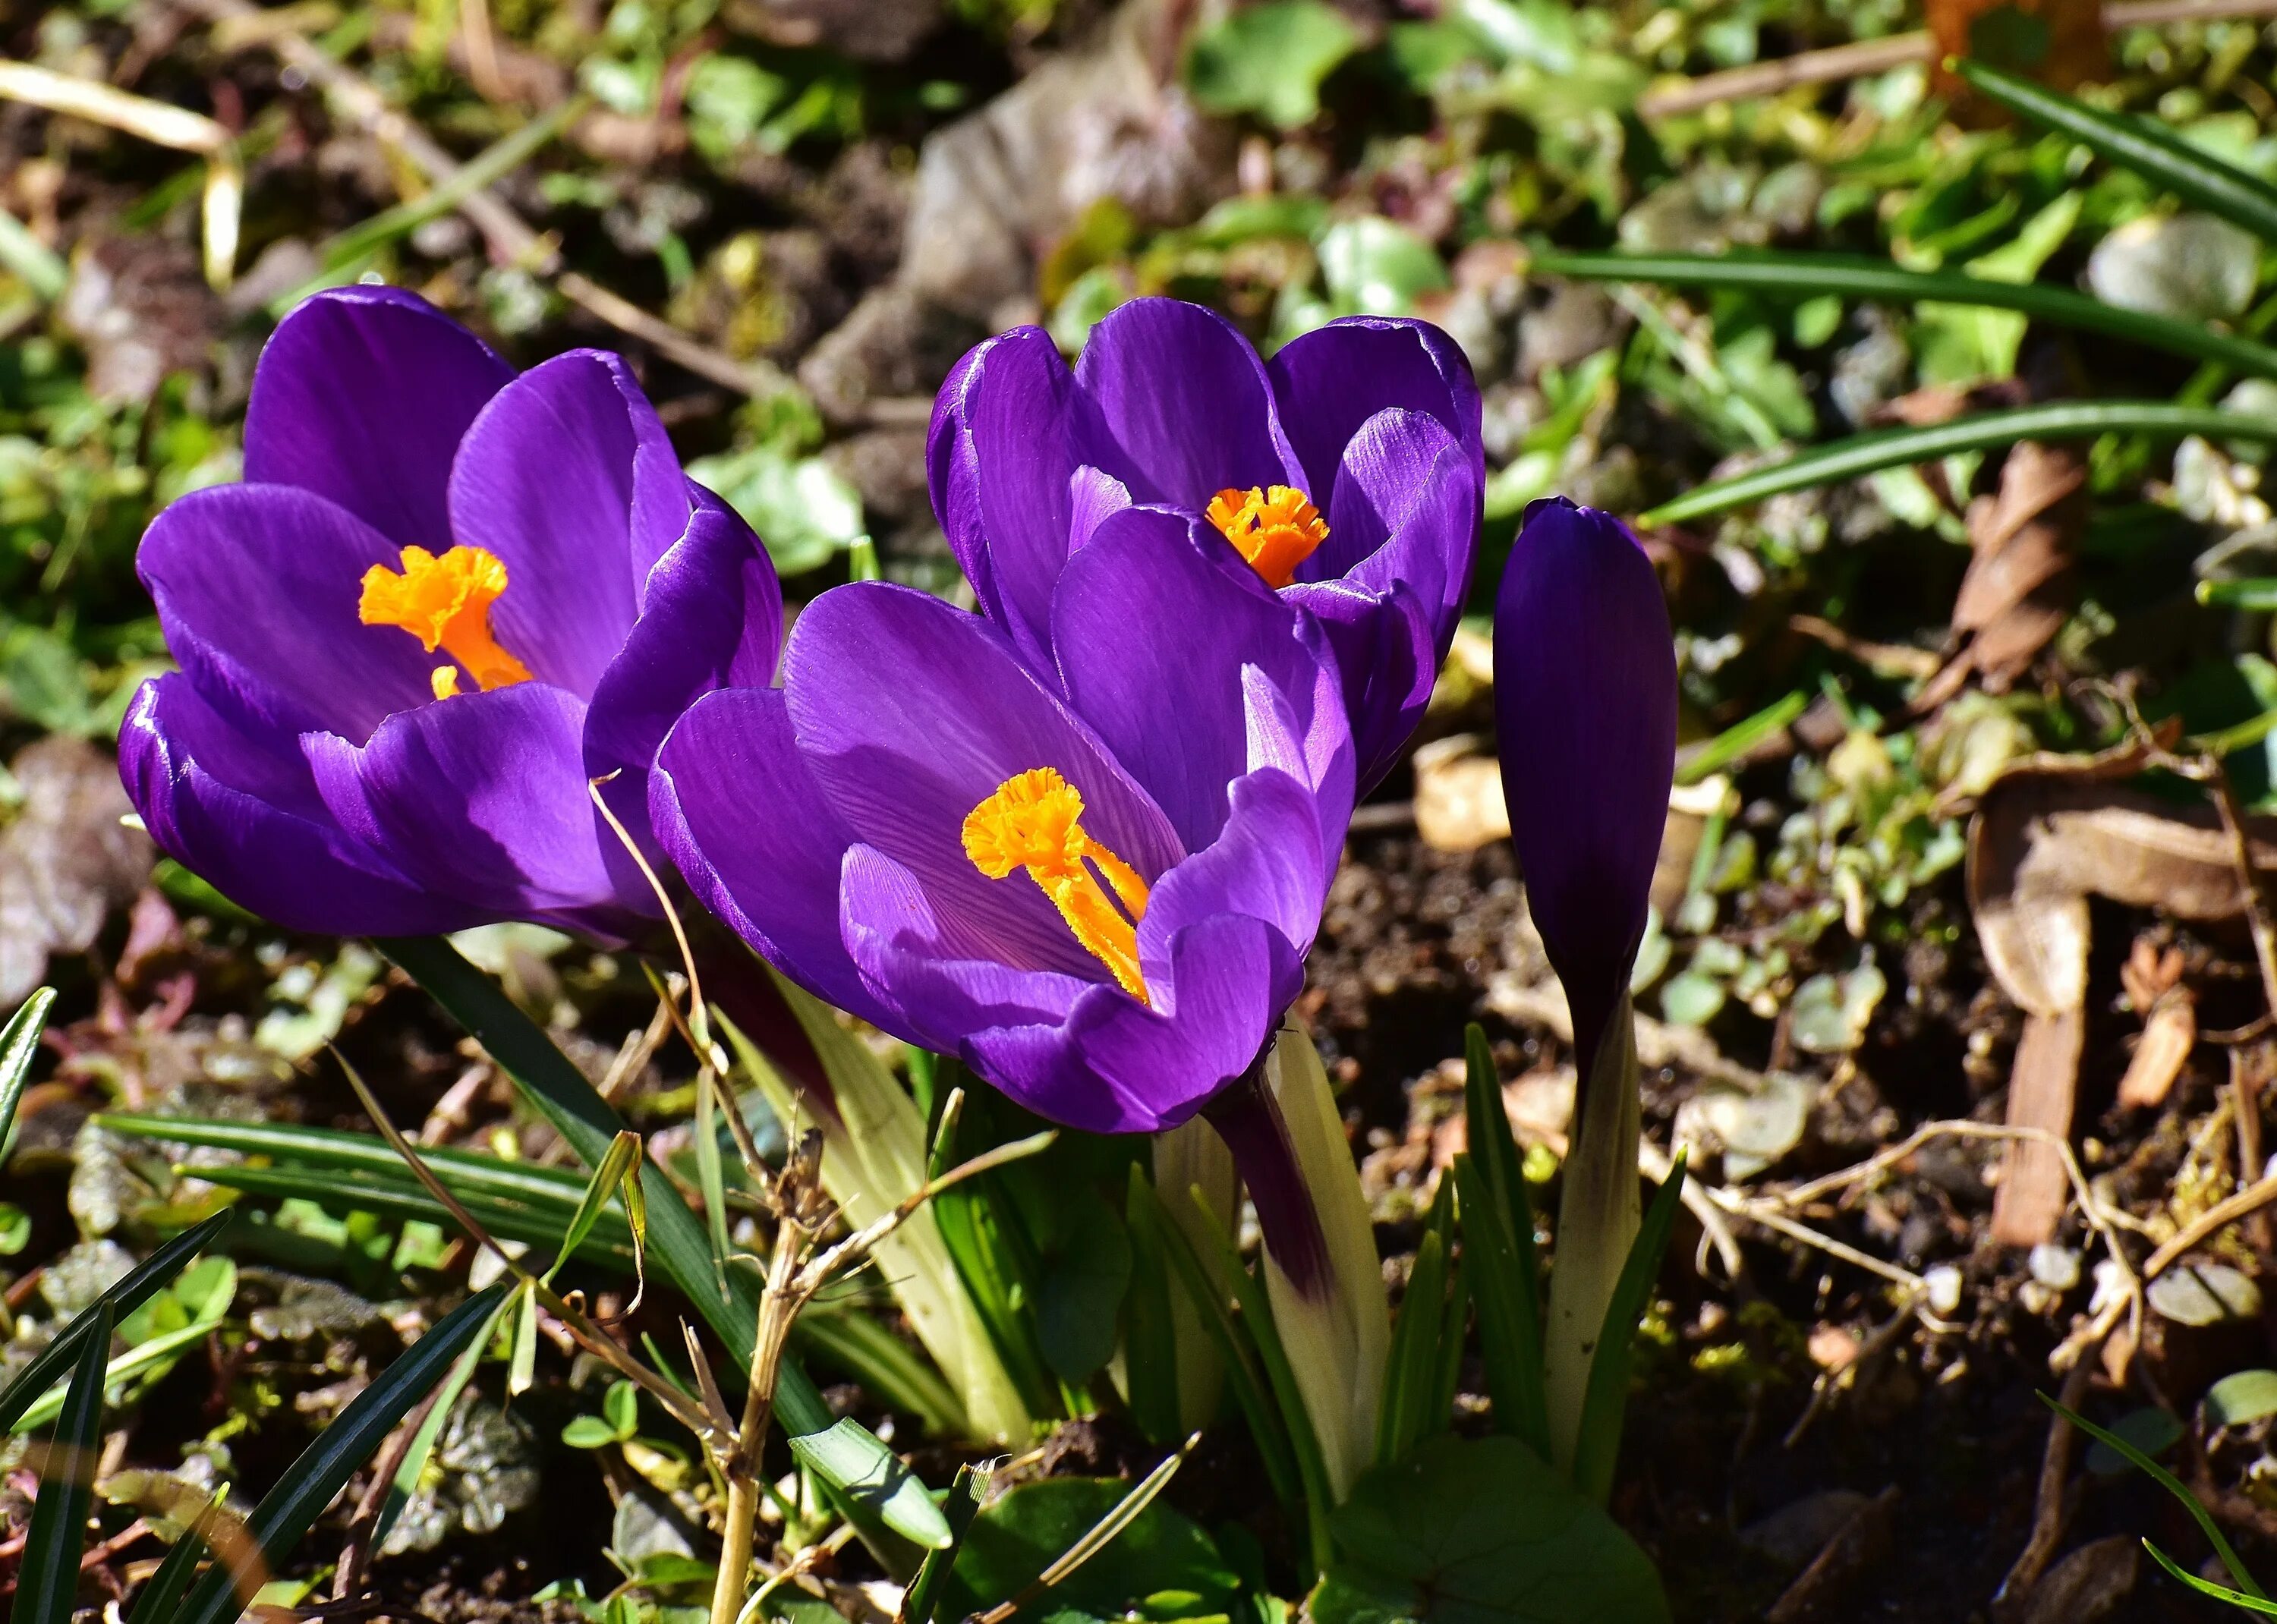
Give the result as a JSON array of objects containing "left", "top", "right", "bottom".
[
  {"left": 650, "top": 686, "right": 893, "bottom": 1028},
  {"left": 1285, "top": 578, "right": 1438, "bottom": 795},
  {"left": 839, "top": 842, "right": 1087, "bottom": 1053},
  {"left": 781, "top": 583, "right": 1182, "bottom": 977},
  {"left": 139, "top": 483, "right": 436, "bottom": 744},
  {"left": 1053, "top": 507, "right": 1350, "bottom": 856},
  {"left": 927, "top": 326, "right": 1088, "bottom": 669},
  {"left": 1494, "top": 497, "right": 1676, "bottom": 1072},
  {"left": 1072, "top": 298, "right": 1305, "bottom": 509},
  {"left": 244, "top": 285, "right": 514, "bottom": 552},
  {"left": 1267, "top": 316, "right": 1485, "bottom": 508},
  {"left": 1314, "top": 408, "right": 1479, "bottom": 631},
  {"left": 1067, "top": 466, "right": 1132, "bottom": 555},
  {"left": 1138, "top": 767, "right": 1331, "bottom": 987},
  {"left": 449, "top": 351, "right": 682, "bottom": 696},
  {"left": 965, "top": 914, "right": 1300, "bottom": 1133},
  {"left": 119, "top": 676, "right": 473, "bottom": 936},
  {"left": 586, "top": 493, "right": 782, "bottom": 893},
  {"left": 304, "top": 681, "right": 643, "bottom": 928}
]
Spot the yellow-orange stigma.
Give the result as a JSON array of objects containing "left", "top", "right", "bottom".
[
  {"left": 962, "top": 766, "right": 1151, "bottom": 1003},
  {"left": 1206, "top": 484, "right": 1328, "bottom": 589},
  {"left": 358, "top": 544, "right": 532, "bottom": 698}
]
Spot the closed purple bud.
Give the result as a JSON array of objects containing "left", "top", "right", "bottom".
[{"left": 1494, "top": 497, "right": 1677, "bottom": 1076}]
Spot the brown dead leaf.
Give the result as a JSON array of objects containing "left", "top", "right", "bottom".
[
  {"left": 1412, "top": 734, "right": 1509, "bottom": 853},
  {"left": 1915, "top": 442, "right": 2087, "bottom": 715},
  {"left": 1970, "top": 763, "right": 2277, "bottom": 1242},
  {"left": 1930, "top": 0, "right": 2107, "bottom": 111},
  {"left": 0, "top": 736, "right": 155, "bottom": 1006}
]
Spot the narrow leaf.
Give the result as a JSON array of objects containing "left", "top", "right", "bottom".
[
  {"left": 1572, "top": 1150, "right": 1688, "bottom": 1507},
  {"left": 1138, "top": 1182, "right": 1300, "bottom": 1509},
  {"left": 546, "top": 1128, "right": 641, "bottom": 1286},
  {"left": 1453, "top": 1154, "right": 1548, "bottom": 1457},
  {"left": 124, "top": 1492, "right": 219, "bottom": 1624},
  {"left": 508, "top": 1279, "right": 540, "bottom": 1397},
  {"left": 2045, "top": 1393, "right": 2268, "bottom": 1599},
  {"left": 2143, "top": 1538, "right": 2277, "bottom": 1612},
  {"left": 1639, "top": 402, "right": 2277, "bottom": 525},
  {"left": 1956, "top": 58, "right": 2277, "bottom": 246},
  {"left": 0, "top": 986, "right": 56, "bottom": 1161},
  {"left": 15, "top": 1301, "right": 112, "bottom": 1624},
  {"left": 900, "top": 1462, "right": 987, "bottom": 1624},
  {"left": 0, "top": 1211, "right": 231, "bottom": 1434},
  {"left": 176, "top": 1285, "right": 510, "bottom": 1624},
  {"left": 786, "top": 1418, "right": 953, "bottom": 1550},
  {"left": 1531, "top": 248, "right": 2277, "bottom": 378},
  {"left": 1122, "top": 1164, "right": 1188, "bottom": 1446},
  {"left": 1375, "top": 1226, "right": 1448, "bottom": 1468},
  {"left": 376, "top": 1295, "right": 511, "bottom": 1551}
]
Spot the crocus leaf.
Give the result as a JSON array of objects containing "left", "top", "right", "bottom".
[
  {"left": 1121, "top": 1165, "right": 1186, "bottom": 1446},
  {"left": 1453, "top": 1153, "right": 1548, "bottom": 1459},
  {"left": 1312, "top": 1434, "right": 1670, "bottom": 1624},
  {"left": 1032, "top": 1189, "right": 1132, "bottom": 1385},
  {"left": 124, "top": 1491, "right": 219, "bottom": 1624},
  {"left": 0, "top": 986, "right": 55, "bottom": 1162},
  {"left": 0, "top": 1210, "right": 231, "bottom": 1434},
  {"left": 1638, "top": 402, "right": 2277, "bottom": 526},
  {"left": 1375, "top": 1222, "right": 1449, "bottom": 1469},
  {"left": 1954, "top": 58, "right": 2277, "bottom": 246},
  {"left": 2043, "top": 1393, "right": 2268, "bottom": 1600},
  {"left": 176, "top": 1284, "right": 511, "bottom": 1624},
  {"left": 1529, "top": 249, "right": 2277, "bottom": 378},
  {"left": 1571, "top": 1149, "right": 1686, "bottom": 1507},
  {"left": 1137, "top": 1180, "right": 1301, "bottom": 1510},
  {"left": 785, "top": 1418, "right": 953, "bottom": 1550},
  {"left": 899, "top": 1462, "right": 989, "bottom": 1624},
  {"left": 2143, "top": 1539, "right": 2277, "bottom": 1613},
  {"left": 15, "top": 1301, "right": 112, "bottom": 1624}
]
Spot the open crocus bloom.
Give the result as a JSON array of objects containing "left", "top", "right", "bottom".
[
  {"left": 121, "top": 286, "right": 781, "bottom": 939},
  {"left": 928, "top": 297, "right": 1483, "bottom": 792},
  {"left": 652, "top": 509, "right": 1353, "bottom": 1153}
]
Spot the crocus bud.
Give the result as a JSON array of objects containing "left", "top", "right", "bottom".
[{"left": 1494, "top": 498, "right": 1677, "bottom": 1078}]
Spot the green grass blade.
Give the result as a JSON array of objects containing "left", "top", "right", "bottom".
[
  {"left": 187, "top": 1163, "right": 635, "bottom": 1263},
  {"left": 1453, "top": 1153, "right": 1549, "bottom": 1457},
  {"left": 2143, "top": 1538, "right": 2277, "bottom": 1613},
  {"left": 15, "top": 1301, "right": 112, "bottom": 1624},
  {"left": 1572, "top": 1150, "right": 1688, "bottom": 1507},
  {"left": 124, "top": 1493, "right": 218, "bottom": 1624},
  {"left": 1530, "top": 250, "right": 2277, "bottom": 379},
  {"left": 374, "top": 939, "right": 806, "bottom": 1420},
  {"left": 2044, "top": 1393, "right": 2269, "bottom": 1600},
  {"left": 374, "top": 937, "right": 924, "bottom": 1575},
  {"left": 0, "top": 1210, "right": 231, "bottom": 1433},
  {"left": 1677, "top": 691, "right": 1809, "bottom": 785},
  {"left": 1956, "top": 58, "right": 2277, "bottom": 245},
  {"left": 1375, "top": 1224, "right": 1448, "bottom": 1468},
  {"left": 1190, "top": 1195, "right": 1336, "bottom": 1576},
  {"left": 547, "top": 1128, "right": 643, "bottom": 1285},
  {"left": 98, "top": 1113, "right": 603, "bottom": 1207},
  {"left": 1639, "top": 403, "right": 2277, "bottom": 525},
  {"left": 1122, "top": 1164, "right": 1186, "bottom": 1446},
  {"left": 1, "top": 987, "right": 55, "bottom": 1161},
  {"left": 176, "top": 1285, "right": 509, "bottom": 1624},
  {"left": 900, "top": 1462, "right": 987, "bottom": 1624},
  {"left": 786, "top": 1418, "right": 953, "bottom": 1549},
  {"left": 1139, "top": 1181, "right": 1301, "bottom": 1509}
]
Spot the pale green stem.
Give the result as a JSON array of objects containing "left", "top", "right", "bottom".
[{"left": 1544, "top": 989, "right": 1642, "bottom": 1474}]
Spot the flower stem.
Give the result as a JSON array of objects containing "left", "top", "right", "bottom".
[
  {"left": 1201, "top": 1054, "right": 1332, "bottom": 1300},
  {"left": 1543, "top": 988, "right": 1642, "bottom": 1473}
]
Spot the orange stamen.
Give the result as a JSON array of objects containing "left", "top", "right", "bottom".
[
  {"left": 1205, "top": 485, "right": 1329, "bottom": 588},
  {"left": 962, "top": 766, "right": 1151, "bottom": 1002},
  {"left": 358, "top": 544, "right": 532, "bottom": 697}
]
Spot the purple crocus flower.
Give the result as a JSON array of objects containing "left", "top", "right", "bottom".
[
  {"left": 1494, "top": 498, "right": 1677, "bottom": 1078},
  {"left": 120, "top": 286, "right": 781, "bottom": 941},
  {"left": 928, "top": 297, "right": 1483, "bottom": 792},
  {"left": 652, "top": 510, "right": 1354, "bottom": 1281}
]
